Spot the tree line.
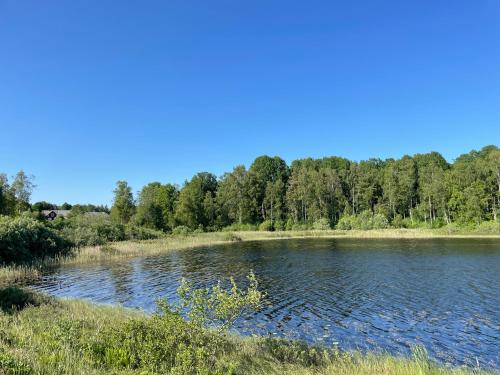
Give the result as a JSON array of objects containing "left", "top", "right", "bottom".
[
  {"left": 108, "top": 145, "right": 499, "bottom": 231},
  {"left": 0, "top": 171, "right": 109, "bottom": 218}
]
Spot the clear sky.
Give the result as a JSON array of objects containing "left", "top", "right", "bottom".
[{"left": 1, "top": 0, "right": 499, "bottom": 206}]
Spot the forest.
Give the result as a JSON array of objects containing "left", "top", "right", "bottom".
[
  {"left": 1, "top": 145, "right": 499, "bottom": 235},
  {"left": 116, "top": 145, "right": 500, "bottom": 231}
]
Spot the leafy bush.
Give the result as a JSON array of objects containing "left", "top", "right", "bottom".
[
  {"left": 440, "top": 223, "right": 461, "bottom": 234},
  {"left": 336, "top": 212, "right": 389, "bottom": 230},
  {"left": 222, "top": 223, "right": 258, "bottom": 232},
  {"left": 94, "top": 309, "right": 220, "bottom": 373},
  {"left": 312, "top": 218, "right": 330, "bottom": 230},
  {"left": 475, "top": 220, "right": 500, "bottom": 234},
  {"left": 336, "top": 215, "right": 356, "bottom": 230},
  {"left": 172, "top": 225, "right": 192, "bottom": 236},
  {"left": 0, "top": 215, "right": 71, "bottom": 263},
  {"left": 258, "top": 220, "right": 274, "bottom": 232},
  {"left": 59, "top": 224, "right": 101, "bottom": 247},
  {"left": 174, "top": 271, "right": 263, "bottom": 332},
  {"left": 358, "top": 210, "right": 373, "bottom": 230},
  {"left": 57, "top": 215, "right": 125, "bottom": 247},
  {"left": 291, "top": 222, "right": 311, "bottom": 231},
  {"left": 391, "top": 214, "right": 405, "bottom": 228},
  {"left": 192, "top": 225, "right": 205, "bottom": 234},
  {"left": 125, "top": 225, "right": 165, "bottom": 240},
  {"left": 440, "top": 220, "right": 500, "bottom": 235},
  {"left": 77, "top": 272, "right": 261, "bottom": 373},
  {"left": 372, "top": 214, "right": 390, "bottom": 229},
  {"left": 273, "top": 220, "right": 286, "bottom": 231}
]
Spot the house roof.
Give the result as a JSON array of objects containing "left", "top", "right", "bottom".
[
  {"left": 40, "top": 210, "right": 109, "bottom": 218},
  {"left": 41, "top": 210, "right": 71, "bottom": 217}
]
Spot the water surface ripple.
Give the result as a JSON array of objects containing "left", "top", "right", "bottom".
[{"left": 31, "top": 238, "right": 500, "bottom": 369}]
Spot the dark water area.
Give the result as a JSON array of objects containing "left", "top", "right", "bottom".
[{"left": 31, "top": 238, "right": 500, "bottom": 369}]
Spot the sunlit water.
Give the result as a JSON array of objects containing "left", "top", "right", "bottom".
[{"left": 31, "top": 238, "right": 500, "bottom": 369}]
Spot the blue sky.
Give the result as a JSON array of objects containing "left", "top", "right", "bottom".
[{"left": 1, "top": 0, "right": 499, "bottom": 205}]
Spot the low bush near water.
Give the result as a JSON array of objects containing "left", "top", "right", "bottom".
[
  {"left": 222, "top": 223, "right": 258, "bottom": 232},
  {"left": 259, "top": 220, "right": 274, "bottom": 231},
  {"left": 312, "top": 218, "right": 331, "bottom": 230},
  {"left": 0, "top": 215, "right": 71, "bottom": 264},
  {"left": 336, "top": 211, "right": 390, "bottom": 230},
  {"left": 55, "top": 215, "right": 126, "bottom": 247},
  {"left": 171, "top": 225, "right": 192, "bottom": 236},
  {"left": 475, "top": 220, "right": 500, "bottom": 234},
  {"left": 124, "top": 224, "right": 166, "bottom": 240}
]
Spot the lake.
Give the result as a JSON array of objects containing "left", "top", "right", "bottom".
[{"left": 31, "top": 238, "right": 500, "bottom": 369}]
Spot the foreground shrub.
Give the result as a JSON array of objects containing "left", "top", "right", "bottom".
[
  {"left": 94, "top": 308, "right": 221, "bottom": 373},
  {"left": 174, "top": 271, "right": 263, "bottom": 333},
  {"left": 57, "top": 272, "right": 261, "bottom": 373},
  {"left": 0, "top": 215, "right": 71, "bottom": 264}
]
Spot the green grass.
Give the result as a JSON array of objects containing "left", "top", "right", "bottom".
[{"left": 0, "top": 288, "right": 493, "bottom": 375}]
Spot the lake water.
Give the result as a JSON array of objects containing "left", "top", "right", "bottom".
[{"left": 31, "top": 238, "right": 500, "bottom": 369}]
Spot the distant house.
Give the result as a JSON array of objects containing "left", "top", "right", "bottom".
[
  {"left": 41, "top": 210, "right": 109, "bottom": 220},
  {"left": 41, "top": 210, "right": 71, "bottom": 220}
]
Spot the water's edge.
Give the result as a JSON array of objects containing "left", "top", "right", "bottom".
[{"left": 31, "top": 238, "right": 500, "bottom": 369}]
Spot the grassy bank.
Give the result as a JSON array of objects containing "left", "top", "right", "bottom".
[
  {"left": 27, "top": 227, "right": 500, "bottom": 266},
  {"left": 2, "top": 228, "right": 500, "bottom": 285},
  {"left": 0, "top": 289, "right": 492, "bottom": 375}
]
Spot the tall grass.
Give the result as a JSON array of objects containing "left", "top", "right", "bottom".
[{"left": 0, "top": 293, "right": 492, "bottom": 375}]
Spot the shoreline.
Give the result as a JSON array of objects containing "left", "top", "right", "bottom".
[
  {"left": 1, "top": 229, "right": 499, "bottom": 284},
  {"left": 53, "top": 228, "right": 500, "bottom": 265},
  {"left": 1, "top": 231, "right": 498, "bottom": 373},
  {"left": 0, "top": 291, "right": 495, "bottom": 374}
]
